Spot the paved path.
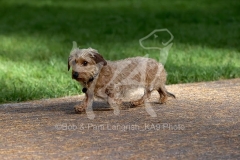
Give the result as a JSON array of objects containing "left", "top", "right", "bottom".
[{"left": 0, "top": 79, "right": 240, "bottom": 159}]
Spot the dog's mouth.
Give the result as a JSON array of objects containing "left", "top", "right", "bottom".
[
  {"left": 73, "top": 77, "right": 83, "bottom": 81},
  {"left": 72, "top": 72, "right": 97, "bottom": 83},
  {"left": 75, "top": 78, "right": 81, "bottom": 81},
  {"left": 72, "top": 73, "right": 84, "bottom": 81},
  {"left": 73, "top": 76, "right": 94, "bottom": 83}
]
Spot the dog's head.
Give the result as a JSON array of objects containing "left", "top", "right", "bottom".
[{"left": 68, "top": 48, "right": 107, "bottom": 84}]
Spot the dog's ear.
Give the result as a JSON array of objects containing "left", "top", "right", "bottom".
[
  {"left": 68, "top": 57, "right": 71, "bottom": 71},
  {"left": 92, "top": 52, "right": 107, "bottom": 66}
]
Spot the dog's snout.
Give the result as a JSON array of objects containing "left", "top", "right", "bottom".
[{"left": 72, "top": 72, "right": 79, "bottom": 79}]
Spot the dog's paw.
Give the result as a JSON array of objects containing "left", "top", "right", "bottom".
[
  {"left": 130, "top": 100, "right": 143, "bottom": 106},
  {"left": 74, "top": 105, "right": 86, "bottom": 114},
  {"left": 160, "top": 96, "right": 167, "bottom": 104}
]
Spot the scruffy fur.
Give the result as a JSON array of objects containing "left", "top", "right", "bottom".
[{"left": 68, "top": 48, "right": 175, "bottom": 114}]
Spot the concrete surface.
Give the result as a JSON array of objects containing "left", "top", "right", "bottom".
[{"left": 0, "top": 79, "right": 240, "bottom": 159}]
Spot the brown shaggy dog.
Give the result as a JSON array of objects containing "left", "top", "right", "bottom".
[{"left": 68, "top": 48, "right": 175, "bottom": 115}]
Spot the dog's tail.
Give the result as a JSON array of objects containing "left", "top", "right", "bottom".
[{"left": 167, "top": 91, "right": 176, "bottom": 98}]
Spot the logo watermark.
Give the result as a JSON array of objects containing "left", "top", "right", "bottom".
[
  {"left": 139, "top": 28, "right": 174, "bottom": 65},
  {"left": 55, "top": 123, "right": 184, "bottom": 131}
]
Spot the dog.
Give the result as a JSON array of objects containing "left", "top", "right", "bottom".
[{"left": 68, "top": 48, "right": 175, "bottom": 114}]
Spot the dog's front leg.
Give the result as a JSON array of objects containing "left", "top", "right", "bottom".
[
  {"left": 106, "top": 88, "right": 121, "bottom": 115},
  {"left": 74, "top": 93, "right": 89, "bottom": 113},
  {"left": 74, "top": 91, "right": 95, "bottom": 119}
]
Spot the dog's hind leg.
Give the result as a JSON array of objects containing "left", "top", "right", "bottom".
[
  {"left": 158, "top": 85, "right": 168, "bottom": 104},
  {"left": 158, "top": 85, "right": 175, "bottom": 104},
  {"left": 130, "top": 89, "right": 151, "bottom": 106}
]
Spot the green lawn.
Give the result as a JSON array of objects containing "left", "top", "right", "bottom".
[{"left": 0, "top": 0, "right": 240, "bottom": 103}]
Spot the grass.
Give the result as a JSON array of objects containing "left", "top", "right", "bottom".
[{"left": 0, "top": 0, "right": 240, "bottom": 103}]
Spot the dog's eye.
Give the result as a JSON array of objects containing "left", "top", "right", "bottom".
[{"left": 83, "top": 61, "right": 88, "bottom": 66}]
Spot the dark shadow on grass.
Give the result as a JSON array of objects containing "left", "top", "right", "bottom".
[{"left": 0, "top": 0, "right": 239, "bottom": 54}]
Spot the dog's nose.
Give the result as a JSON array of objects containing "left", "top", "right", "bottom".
[{"left": 72, "top": 72, "right": 79, "bottom": 79}]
